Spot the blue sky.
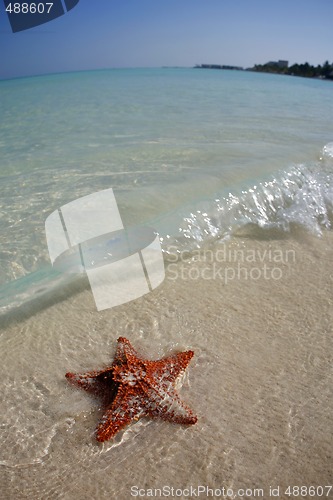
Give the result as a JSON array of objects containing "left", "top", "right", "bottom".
[{"left": 1, "top": 0, "right": 333, "bottom": 79}]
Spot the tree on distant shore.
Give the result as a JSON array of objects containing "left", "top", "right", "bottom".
[{"left": 252, "top": 60, "right": 333, "bottom": 79}]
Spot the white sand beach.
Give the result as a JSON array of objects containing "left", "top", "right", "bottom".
[{"left": 1, "top": 230, "right": 332, "bottom": 499}]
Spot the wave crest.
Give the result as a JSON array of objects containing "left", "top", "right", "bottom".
[{"left": 164, "top": 143, "right": 333, "bottom": 254}]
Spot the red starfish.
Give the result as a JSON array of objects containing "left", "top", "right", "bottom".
[{"left": 65, "top": 337, "right": 197, "bottom": 442}]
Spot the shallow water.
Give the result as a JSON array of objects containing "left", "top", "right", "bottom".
[{"left": 1, "top": 69, "right": 333, "bottom": 288}]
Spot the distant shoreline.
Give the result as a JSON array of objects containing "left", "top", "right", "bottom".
[
  {"left": 194, "top": 61, "right": 333, "bottom": 80},
  {"left": 194, "top": 64, "right": 244, "bottom": 71}
]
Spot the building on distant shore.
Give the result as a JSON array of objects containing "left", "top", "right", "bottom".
[{"left": 265, "top": 60, "right": 289, "bottom": 69}]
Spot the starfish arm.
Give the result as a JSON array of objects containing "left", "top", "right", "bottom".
[
  {"left": 65, "top": 368, "right": 111, "bottom": 394},
  {"left": 95, "top": 386, "right": 146, "bottom": 442},
  {"left": 142, "top": 385, "right": 197, "bottom": 425},
  {"left": 148, "top": 350, "right": 195, "bottom": 388},
  {"left": 114, "top": 337, "right": 140, "bottom": 365}
]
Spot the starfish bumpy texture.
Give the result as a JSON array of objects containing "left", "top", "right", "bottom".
[{"left": 65, "top": 337, "right": 197, "bottom": 442}]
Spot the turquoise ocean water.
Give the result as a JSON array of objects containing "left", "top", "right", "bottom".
[
  {"left": 1, "top": 68, "right": 333, "bottom": 312},
  {"left": 1, "top": 69, "right": 333, "bottom": 498}
]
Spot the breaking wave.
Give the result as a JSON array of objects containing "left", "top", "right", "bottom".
[{"left": 163, "top": 142, "right": 333, "bottom": 255}]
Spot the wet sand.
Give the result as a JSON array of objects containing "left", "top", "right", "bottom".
[{"left": 1, "top": 231, "right": 333, "bottom": 499}]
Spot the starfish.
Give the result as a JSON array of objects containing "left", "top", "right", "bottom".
[{"left": 65, "top": 337, "right": 197, "bottom": 442}]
